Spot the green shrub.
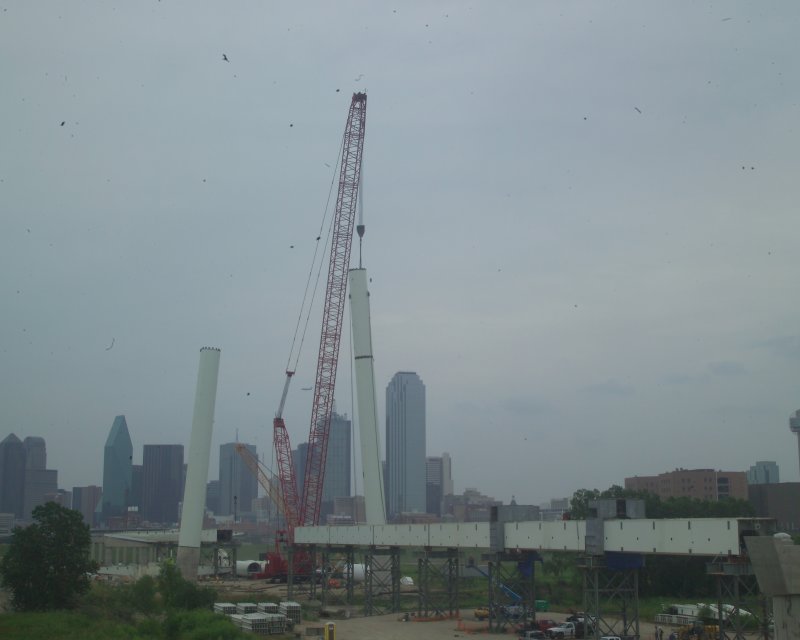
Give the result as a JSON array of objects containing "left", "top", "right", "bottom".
[
  {"left": 157, "top": 561, "right": 217, "bottom": 611},
  {"left": 162, "top": 609, "right": 244, "bottom": 640},
  {"left": 79, "top": 581, "right": 137, "bottom": 622},
  {"left": 130, "top": 575, "right": 157, "bottom": 614}
]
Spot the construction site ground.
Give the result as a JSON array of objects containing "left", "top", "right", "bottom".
[
  {"left": 209, "top": 580, "right": 765, "bottom": 640},
  {"left": 296, "top": 612, "right": 683, "bottom": 640}
]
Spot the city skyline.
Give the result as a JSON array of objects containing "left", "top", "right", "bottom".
[
  {"left": 1, "top": 405, "right": 796, "bottom": 510},
  {"left": 0, "top": 421, "right": 789, "bottom": 523},
  {"left": 2, "top": 3, "right": 799, "bottom": 506}
]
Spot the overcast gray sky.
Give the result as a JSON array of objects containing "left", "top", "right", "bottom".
[{"left": 2, "top": 2, "right": 799, "bottom": 507}]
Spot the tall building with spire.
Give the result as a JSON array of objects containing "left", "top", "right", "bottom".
[
  {"left": 218, "top": 442, "right": 258, "bottom": 518},
  {"left": 385, "top": 372, "right": 426, "bottom": 518},
  {"left": 102, "top": 415, "right": 133, "bottom": 521}
]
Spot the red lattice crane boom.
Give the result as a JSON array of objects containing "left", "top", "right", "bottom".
[
  {"left": 273, "top": 93, "right": 367, "bottom": 535},
  {"left": 273, "top": 371, "right": 300, "bottom": 534}
]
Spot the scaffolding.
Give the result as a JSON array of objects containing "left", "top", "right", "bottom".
[
  {"left": 579, "top": 553, "right": 641, "bottom": 640},
  {"left": 482, "top": 552, "right": 537, "bottom": 633},
  {"left": 320, "top": 546, "right": 356, "bottom": 610},
  {"left": 364, "top": 546, "right": 401, "bottom": 615},
  {"left": 416, "top": 548, "right": 459, "bottom": 618},
  {"left": 707, "top": 558, "right": 771, "bottom": 640}
]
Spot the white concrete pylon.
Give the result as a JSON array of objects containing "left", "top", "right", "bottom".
[
  {"left": 349, "top": 268, "right": 386, "bottom": 525},
  {"left": 177, "top": 347, "right": 221, "bottom": 580}
]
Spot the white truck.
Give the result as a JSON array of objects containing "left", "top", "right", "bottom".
[{"left": 547, "top": 622, "right": 578, "bottom": 638}]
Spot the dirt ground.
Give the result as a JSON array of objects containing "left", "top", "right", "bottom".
[
  {"left": 299, "top": 611, "right": 668, "bottom": 640},
  {"left": 210, "top": 581, "right": 745, "bottom": 640}
]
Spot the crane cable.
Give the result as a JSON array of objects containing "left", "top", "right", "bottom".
[{"left": 283, "top": 132, "right": 347, "bottom": 375}]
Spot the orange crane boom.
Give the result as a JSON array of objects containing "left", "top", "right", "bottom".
[{"left": 234, "top": 443, "right": 283, "bottom": 516}]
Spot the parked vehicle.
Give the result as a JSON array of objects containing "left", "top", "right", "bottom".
[
  {"left": 547, "top": 620, "right": 594, "bottom": 639},
  {"left": 566, "top": 613, "right": 597, "bottom": 626},
  {"left": 533, "top": 619, "right": 560, "bottom": 632},
  {"left": 547, "top": 621, "right": 578, "bottom": 638},
  {"left": 475, "top": 603, "right": 527, "bottom": 622},
  {"left": 519, "top": 631, "right": 547, "bottom": 640},
  {"left": 677, "top": 621, "right": 719, "bottom": 640},
  {"left": 502, "top": 604, "right": 525, "bottom": 620},
  {"left": 474, "top": 606, "right": 492, "bottom": 621}
]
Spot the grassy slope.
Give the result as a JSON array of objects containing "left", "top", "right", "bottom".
[{"left": 0, "top": 611, "right": 140, "bottom": 640}]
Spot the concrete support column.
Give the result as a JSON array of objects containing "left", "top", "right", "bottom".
[
  {"left": 746, "top": 535, "right": 800, "bottom": 640},
  {"left": 177, "top": 347, "right": 221, "bottom": 580},
  {"left": 348, "top": 268, "right": 386, "bottom": 524}
]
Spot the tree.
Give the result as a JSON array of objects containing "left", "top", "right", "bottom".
[
  {"left": 157, "top": 560, "right": 216, "bottom": 610},
  {"left": 0, "top": 501, "right": 98, "bottom": 610},
  {"left": 568, "top": 488, "right": 601, "bottom": 519}
]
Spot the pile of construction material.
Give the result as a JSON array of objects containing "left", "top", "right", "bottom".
[
  {"left": 213, "top": 602, "right": 293, "bottom": 636},
  {"left": 280, "top": 600, "right": 302, "bottom": 625},
  {"left": 232, "top": 613, "right": 289, "bottom": 635},
  {"left": 236, "top": 602, "right": 258, "bottom": 614},
  {"left": 258, "top": 602, "right": 279, "bottom": 614},
  {"left": 213, "top": 603, "right": 237, "bottom": 615}
]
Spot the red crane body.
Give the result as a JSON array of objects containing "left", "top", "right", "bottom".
[{"left": 273, "top": 93, "right": 367, "bottom": 536}]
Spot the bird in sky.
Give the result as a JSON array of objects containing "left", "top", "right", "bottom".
[{"left": 222, "top": 53, "right": 229, "bottom": 62}]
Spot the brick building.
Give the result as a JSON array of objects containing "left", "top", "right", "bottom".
[{"left": 625, "top": 468, "right": 747, "bottom": 501}]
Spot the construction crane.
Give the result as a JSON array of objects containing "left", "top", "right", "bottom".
[{"left": 273, "top": 92, "right": 368, "bottom": 537}]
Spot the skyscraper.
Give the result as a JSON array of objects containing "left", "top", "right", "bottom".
[
  {"left": 0, "top": 434, "right": 26, "bottom": 518},
  {"left": 102, "top": 415, "right": 133, "bottom": 521},
  {"left": 385, "top": 371, "right": 426, "bottom": 518},
  {"left": 218, "top": 443, "right": 258, "bottom": 518},
  {"left": 141, "top": 444, "right": 184, "bottom": 524},
  {"left": 23, "top": 436, "right": 57, "bottom": 520},
  {"left": 321, "top": 411, "right": 352, "bottom": 521},
  {"left": 130, "top": 464, "right": 143, "bottom": 509},
  {"left": 23, "top": 436, "right": 46, "bottom": 470},
  {"left": 425, "top": 453, "right": 453, "bottom": 517},
  {"left": 22, "top": 436, "right": 58, "bottom": 520},
  {"left": 205, "top": 480, "right": 220, "bottom": 514},
  {"left": 72, "top": 485, "right": 103, "bottom": 525},
  {"left": 747, "top": 461, "right": 780, "bottom": 485}
]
